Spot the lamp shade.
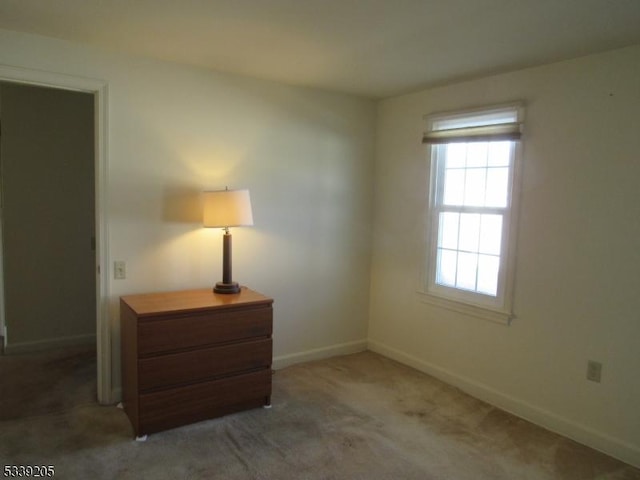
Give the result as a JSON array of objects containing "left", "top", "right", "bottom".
[{"left": 203, "top": 189, "right": 254, "bottom": 228}]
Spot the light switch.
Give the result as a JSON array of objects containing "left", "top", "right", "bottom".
[{"left": 114, "top": 261, "right": 126, "bottom": 280}]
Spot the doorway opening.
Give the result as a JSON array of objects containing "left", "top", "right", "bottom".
[
  {"left": 1, "top": 82, "right": 95, "bottom": 351},
  {"left": 0, "top": 65, "right": 110, "bottom": 405}
]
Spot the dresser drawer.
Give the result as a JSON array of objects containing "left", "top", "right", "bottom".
[
  {"left": 138, "top": 338, "right": 272, "bottom": 391},
  {"left": 139, "top": 369, "right": 272, "bottom": 434},
  {"left": 138, "top": 306, "right": 272, "bottom": 355}
]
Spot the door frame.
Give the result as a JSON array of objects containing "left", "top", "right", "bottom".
[{"left": 0, "top": 64, "right": 111, "bottom": 404}]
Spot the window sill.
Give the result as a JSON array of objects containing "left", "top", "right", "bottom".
[{"left": 416, "top": 291, "right": 514, "bottom": 325}]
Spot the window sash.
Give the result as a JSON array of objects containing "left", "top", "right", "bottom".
[
  {"left": 427, "top": 139, "right": 515, "bottom": 308},
  {"left": 431, "top": 209, "right": 509, "bottom": 297}
]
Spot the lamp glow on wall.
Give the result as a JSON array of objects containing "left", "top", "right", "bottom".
[{"left": 203, "top": 188, "right": 253, "bottom": 294}]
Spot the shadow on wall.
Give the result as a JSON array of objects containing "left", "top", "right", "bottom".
[{"left": 162, "top": 186, "right": 203, "bottom": 224}]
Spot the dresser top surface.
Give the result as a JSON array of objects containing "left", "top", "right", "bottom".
[{"left": 121, "top": 287, "right": 273, "bottom": 316}]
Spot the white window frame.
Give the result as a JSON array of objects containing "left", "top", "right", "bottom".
[{"left": 419, "top": 103, "right": 524, "bottom": 325}]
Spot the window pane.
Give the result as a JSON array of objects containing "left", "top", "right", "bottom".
[
  {"left": 477, "top": 254, "right": 500, "bottom": 296},
  {"left": 488, "top": 141, "right": 511, "bottom": 167},
  {"left": 443, "top": 168, "right": 465, "bottom": 206},
  {"left": 479, "top": 214, "right": 503, "bottom": 255},
  {"left": 466, "top": 143, "right": 488, "bottom": 167},
  {"left": 446, "top": 143, "right": 466, "bottom": 168},
  {"left": 459, "top": 213, "right": 480, "bottom": 253},
  {"left": 437, "top": 248, "right": 457, "bottom": 287},
  {"left": 485, "top": 167, "right": 509, "bottom": 207},
  {"left": 463, "top": 168, "right": 487, "bottom": 206},
  {"left": 456, "top": 252, "right": 478, "bottom": 291},
  {"left": 439, "top": 212, "right": 459, "bottom": 250}
]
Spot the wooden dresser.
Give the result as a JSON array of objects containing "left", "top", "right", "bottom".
[{"left": 120, "top": 287, "right": 273, "bottom": 438}]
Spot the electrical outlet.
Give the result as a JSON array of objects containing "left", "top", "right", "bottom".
[
  {"left": 587, "top": 360, "right": 602, "bottom": 383},
  {"left": 114, "top": 261, "right": 126, "bottom": 280}
]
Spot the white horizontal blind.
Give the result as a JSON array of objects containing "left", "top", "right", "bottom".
[{"left": 423, "top": 123, "right": 521, "bottom": 144}]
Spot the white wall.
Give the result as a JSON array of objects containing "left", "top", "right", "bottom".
[
  {"left": 369, "top": 45, "right": 640, "bottom": 467},
  {"left": 0, "top": 28, "right": 375, "bottom": 393}
]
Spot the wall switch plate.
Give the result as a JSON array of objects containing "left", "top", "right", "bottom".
[
  {"left": 587, "top": 360, "right": 602, "bottom": 383},
  {"left": 114, "top": 261, "right": 126, "bottom": 280}
]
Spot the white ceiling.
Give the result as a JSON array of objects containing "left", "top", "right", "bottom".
[{"left": 1, "top": 0, "right": 639, "bottom": 98}]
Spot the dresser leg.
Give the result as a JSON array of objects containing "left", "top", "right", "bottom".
[
  {"left": 263, "top": 395, "right": 272, "bottom": 409},
  {"left": 135, "top": 435, "right": 148, "bottom": 442}
]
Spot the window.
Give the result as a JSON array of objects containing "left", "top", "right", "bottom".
[{"left": 422, "top": 105, "right": 523, "bottom": 323}]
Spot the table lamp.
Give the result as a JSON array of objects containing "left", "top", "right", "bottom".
[{"left": 203, "top": 188, "right": 253, "bottom": 294}]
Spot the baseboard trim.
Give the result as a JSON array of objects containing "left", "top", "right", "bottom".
[
  {"left": 367, "top": 339, "right": 640, "bottom": 469},
  {"left": 111, "top": 387, "right": 122, "bottom": 404},
  {"left": 4, "top": 333, "right": 96, "bottom": 355},
  {"left": 273, "top": 339, "right": 368, "bottom": 370}
]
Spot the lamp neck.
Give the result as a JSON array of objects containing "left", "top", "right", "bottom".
[{"left": 222, "top": 226, "right": 230, "bottom": 235}]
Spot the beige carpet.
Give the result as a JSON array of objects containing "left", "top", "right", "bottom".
[{"left": 0, "top": 351, "right": 638, "bottom": 479}]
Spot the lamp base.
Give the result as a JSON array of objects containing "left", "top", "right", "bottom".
[{"left": 213, "top": 282, "right": 241, "bottom": 294}]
